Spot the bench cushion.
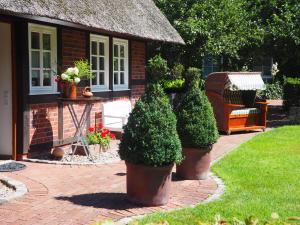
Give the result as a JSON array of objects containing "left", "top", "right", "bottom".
[{"left": 231, "top": 108, "right": 261, "bottom": 116}]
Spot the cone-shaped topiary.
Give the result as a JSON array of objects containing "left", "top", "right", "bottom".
[
  {"left": 176, "top": 68, "right": 219, "bottom": 148},
  {"left": 119, "top": 83, "right": 183, "bottom": 167}
]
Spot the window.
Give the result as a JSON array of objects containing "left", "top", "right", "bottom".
[
  {"left": 113, "top": 38, "right": 129, "bottom": 90},
  {"left": 90, "top": 34, "right": 109, "bottom": 91},
  {"left": 28, "top": 23, "right": 57, "bottom": 95},
  {"left": 202, "top": 56, "right": 222, "bottom": 78},
  {"left": 253, "top": 56, "right": 272, "bottom": 79}
]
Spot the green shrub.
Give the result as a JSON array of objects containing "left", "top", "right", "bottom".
[
  {"left": 161, "top": 79, "right": 185, "bottom": 93},
  {"left": 119, "top": 84, "right": 182, "bottom": 167},
  {"left": 171, "top": 63, "right": 185, "bottom": 79},
  {"left": 257, "top": 81, "right": 283, "bottom": 100},
  {"left": 283, "top": 76, "right": 300, "bottom": 110},
  {"left": 146, "top": 55, "right": 170, "bottom": 83},
  {"left": 176, "top": 68, "right": 219, "bottom": 148}
]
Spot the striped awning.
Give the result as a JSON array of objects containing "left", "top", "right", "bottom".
[{"left": 224, "top": 74, "right": 266, "bottom": 91}]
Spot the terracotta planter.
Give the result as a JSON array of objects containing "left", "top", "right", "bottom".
[
  {"left": 176, "top": 147, "right": 212, "bottom": 180},
  {"left": 126, "top": 162, "right": 173, "bottom": 206},
  {"left": 63, "top": 82, "right": 77, "bottom": 99}
]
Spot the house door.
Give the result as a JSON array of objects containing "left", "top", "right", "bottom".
[{"left": 0, "top": 22, "right": 13, "bottom": 158}]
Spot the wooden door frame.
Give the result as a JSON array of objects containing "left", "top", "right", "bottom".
[{"left": 0, "top": 18, "right": 17, "bottom": 160}]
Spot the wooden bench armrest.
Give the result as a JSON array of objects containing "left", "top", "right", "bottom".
[
  {"left": 255, "top": 101, "right": 269, "bottom": 105},
  {"left": 225, "top": 103, "right": 245, "bottom": 108}
]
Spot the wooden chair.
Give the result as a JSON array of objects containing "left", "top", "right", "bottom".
[
  {"left": 205, "top": 72, "right": 268, "bottom": 134},
  {"left": 102, "top": 100, "right": 132, "bottom": 132}
]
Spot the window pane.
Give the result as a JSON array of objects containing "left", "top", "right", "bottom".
[
  {"left": 92, "top": 72, "right": 97, "bottom": 85},
  {"left": 31, "top": 70, "right": 40, "bottom": 86},
  {"left": 99, "top": 57, "right": 104, "bottom": 70},
  {"left": 113, "top": 58, "right": 118, "bottom": 71},
  {"left": 31, "top": 32, "right": 40, "bottom": 49},
  {"left": 31, "top": 51, "right": 40, "bottom": 68},
  {"left": 99, "top": 72, "right": 104, "bottom": 85},
  {"left": 43, "top": 70, "right": 51, "bottom": 86},
  {"left": 120, "top": 72, "right": 125, "bottom": 84},
  {"left": 120, "top": 59, "right": 124, "bottom": 71},
  {"left": 43, "top": 34, "right": 51, "bottom": 50},
  {"left": 99, "top": 42, "right": 104, "bottom": 56},
  {"left": 113, "top": 45, "right": 119, "bottom": 57},
  {"left": 114, "top": 72, "right": 118, "bottom": 85},
  {"left": 120, "top": 45, "right": 125, "bottom": 57},
  {"left": 43, "top": 52, "right": 51, "bottom": 68},
  {"left": 92, "top": 57, "right": 97, "bottom": 70},
  {"left": 91, "top": 41, "right": 97, "bottom": 55}
]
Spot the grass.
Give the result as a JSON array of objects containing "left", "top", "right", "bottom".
[{"left": 134, "top": 126, "right": 300, "bottom": 224}]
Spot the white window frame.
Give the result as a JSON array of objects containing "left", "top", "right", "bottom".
[
  {"left": 28, "top": 23, "right": 57, "bottom": 95},
  {"left": 90, "top": 34, "right": 110, "bottom": 92},
  {"left": 113, "top": 38, "right": 129, "bottom": 90}
]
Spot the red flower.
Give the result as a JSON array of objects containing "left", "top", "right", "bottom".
[
  {"left": 97, "top": 123, "right": 103, "bottom": 129},
  {"left": 109, "top": 133, "right": 116, "bottom": 139},
  {"left": 100, "top": 132, "right": 107, "bottom": 138},
  {"left": 102, "top": 128, "right": 109, "bottom": 135},
  {"left": 88, "top": 127, "right": 95, "bottom": 132}
]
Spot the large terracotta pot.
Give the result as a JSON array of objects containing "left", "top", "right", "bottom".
[
  {"left": 126, "top": 162, "right": 173, "bottom": 206},
  {"left": 176, "top": 147, "right": 212, "bottom": 180}
]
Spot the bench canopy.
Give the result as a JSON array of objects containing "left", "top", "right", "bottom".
[{"left": 205, "top": 72, "right": 266, "bottom": 95}]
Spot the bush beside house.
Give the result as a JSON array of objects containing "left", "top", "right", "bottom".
[
  {"left": 176, "top": 68, "right": 218, "bottom": 180},
  {"left": 119, "top": 83, "right": 182, "bottom": 206}
]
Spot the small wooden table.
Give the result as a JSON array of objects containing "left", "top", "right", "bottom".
[{"left": 57, "top": 97, "right": 105, "bottom": 161}]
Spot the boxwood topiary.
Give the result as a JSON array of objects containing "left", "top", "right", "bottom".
[
  {"left": 119, "top": 83, "right": 183, "bottom": 167},
  {"left": 176, "top": 68, "right": 219, "bottom": 149}
]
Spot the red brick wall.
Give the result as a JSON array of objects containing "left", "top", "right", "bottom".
[
  {"left": 131, "top": 41, "right": 146, "bottom": 103},
  {"left": 28, "top": 34, "right": 146, "bottom": 148},
  {"left": 62, "top": 28, "right": 87, "bottom": 69}
]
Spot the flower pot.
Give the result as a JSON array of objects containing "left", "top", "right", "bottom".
[
  {"left": 176, "top": 147, "right": 212, "bottom": 180},
  {"left": 126, "top": 161, "right": 173, "bottom": 206},
  {"left": 69, "top": 82, "right": 77, "bottom": 99}
]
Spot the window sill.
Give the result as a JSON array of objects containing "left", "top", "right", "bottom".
[
  {"left": 29, "top": 91, "right": 60, "bottom": 96},
  {"left": 112, "top": 88, "right": 131, "bottom": 92}
]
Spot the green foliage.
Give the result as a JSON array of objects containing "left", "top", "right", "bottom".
[
  {"left": 119, "top": 84, "right": 182, "bottom": 167},
  {"left": 153, "top": 0, "right": 263, "bottom": 67},
  {"left": 152, "top": 0, "right": 300, "bottom": 75},
  {"left": 283, "top": 77, "right": 300, "bottom": 110},
  {"left": 257, "top": 81, "right": 283, "bottom": 100},
  {"left": 161, "top": 79, "right": 185, "bottom": 93},
  {"left": 170, "top": 63, "right": 185, "bottom": 79},
  {"left": 147, "top": 55, "right": 170, "bottom": 82},
  {"left": 176, "top": 69, "right": 218, "bottom": 148},
  {"left": 184, "top": 67, "right": 202, "bottom": 88},
  {"left": 74, "top": 59, "right": 93, "bottom": 79}
]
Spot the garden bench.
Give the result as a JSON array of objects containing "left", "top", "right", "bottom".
[
  {"left": 102, "top": 100, "right": 132, "bottom": 132},
  {"left": 205, "top": 72, "right": 269, "bottom": 134}
]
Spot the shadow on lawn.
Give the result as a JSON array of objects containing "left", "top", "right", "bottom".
[{"left": 55, "top": 193, "right": 143, "bottom": 210}]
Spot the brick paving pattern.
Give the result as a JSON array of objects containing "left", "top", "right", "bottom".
[{"left": 0, "top": 102, "right": 287, "bottom": 225}]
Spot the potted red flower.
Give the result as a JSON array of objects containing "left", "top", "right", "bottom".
[{"left": 86, "top": 124, "right": 116, "bottom": 153}]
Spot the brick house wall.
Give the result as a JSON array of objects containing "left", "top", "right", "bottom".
[{"left": 28, "top": 29, "right": 146, "bottom": 150}]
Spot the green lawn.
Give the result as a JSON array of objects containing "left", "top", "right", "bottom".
[{"left": 135, "top": 126, "right": 300, "bottom": 224}]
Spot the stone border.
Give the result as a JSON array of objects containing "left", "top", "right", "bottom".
[
  {"left": 0, "top": 177, "right": 28, "bottom": 205},
  {"left": 24, "top": 158, "right": 121, "bottom": 166}
]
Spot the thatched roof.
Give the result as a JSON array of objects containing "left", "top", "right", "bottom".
[{"left": 0, "top": 0, "right": 184, "bottom": 44}]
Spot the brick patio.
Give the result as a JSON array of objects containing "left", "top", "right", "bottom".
[{"left": 0, "top": 102, "right": 287, "bottom": 225}]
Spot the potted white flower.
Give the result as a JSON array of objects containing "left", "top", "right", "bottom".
[{"left": 55, "top": 59, "right": 92, "bottom": 99}]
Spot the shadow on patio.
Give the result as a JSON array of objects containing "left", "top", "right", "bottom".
[{"left": 55, "top": 192, "right": 143, "bottom": 210}]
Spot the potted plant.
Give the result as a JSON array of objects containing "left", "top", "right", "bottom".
[
  {"left": 175, "top": 68, "right": 219, "bottom": 180},
  {"left": 55, "top": 59, "right": 93, "bottom": 99},
  {"left": 119, "top": 83, "right": 182, "bottom": 206},
  {"left": 86, "top": 124, "right": 116, "bottom": 153}
]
